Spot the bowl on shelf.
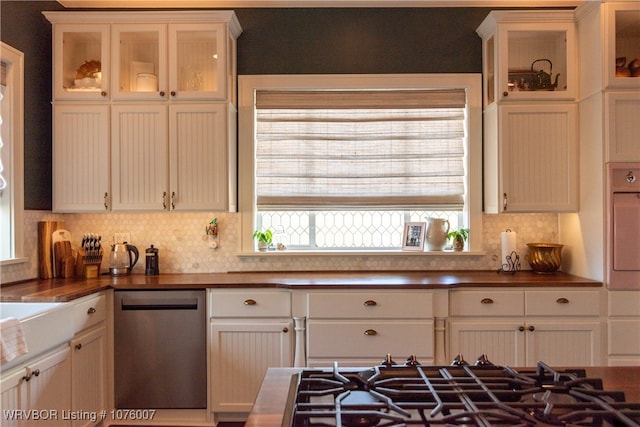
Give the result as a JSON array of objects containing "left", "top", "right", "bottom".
[{"left": 526, "top": 243, "right": 563, "bottom": 274}]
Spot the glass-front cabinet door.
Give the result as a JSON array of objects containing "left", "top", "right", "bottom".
[
  {"left": 111, "top": 24, "right": 167, "bottom": 100},
  {"left": 477, "top": 11, "right": 577, "bottom": 107},
  {"left": 605, "top": 3, "right": 640, "bottom": 88},
  {"left": 168, "top": 23, "right": 228, "bottom": 100},
  {"left": 53, "top": 24, "right": 109, "bottom": 100}
]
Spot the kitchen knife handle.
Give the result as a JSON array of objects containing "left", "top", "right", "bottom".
[
  {"left": 363, "top": 300, "right": 377, "bottom": 306},
  {"left": 364, "top": 329, "right": 378, "bottom": 336}
]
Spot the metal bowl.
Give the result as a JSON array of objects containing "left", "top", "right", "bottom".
[{"left": 527, "top": 243, "right": 563, "bottom": 274}]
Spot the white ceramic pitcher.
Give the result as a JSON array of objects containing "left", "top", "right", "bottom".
[{"left": 425, "top": 218, "right": 450, "bottom": 251}]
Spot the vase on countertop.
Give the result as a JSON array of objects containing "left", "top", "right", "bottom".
[{"left": 425, "top": 218, "right": 450, "bottom": 251}]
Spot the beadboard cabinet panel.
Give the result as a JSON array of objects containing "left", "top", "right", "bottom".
[
  {"left": 498, "top": 103, "right": 578, "bottom": 212},
  {"left": 53, "top": 105, "right": 110, "bottom": 212},
  {"left": 111, "top": 105, "right": 169, "bottom": 211}
]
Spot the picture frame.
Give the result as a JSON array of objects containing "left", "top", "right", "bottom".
[{"left": 402, "top": 222, "right": 426, "bottom": 251}]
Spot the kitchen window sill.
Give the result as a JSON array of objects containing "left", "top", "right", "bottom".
[{"left": 237, "top": 250, "right": 485, "bottom": 258}]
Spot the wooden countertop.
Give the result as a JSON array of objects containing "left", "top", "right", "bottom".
[
  {"left": 246, "top": 366, "right": 640, "bottom": 427},
  {"left": 1, "top": 271, "right": 601, "bottom": 302}
]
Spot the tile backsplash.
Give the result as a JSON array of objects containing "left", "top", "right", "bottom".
[{"left": 2, "top": 210, "right": 559, "bottom": 283}]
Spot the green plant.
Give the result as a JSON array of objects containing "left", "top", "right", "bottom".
[
  {"left": 447, "top": 228, "right": 470, "bottom": 242},
  {"left": 448, "top": 227, "right": 469, "bottom": 251},
  {"left": 252, "top": 229, "right": 273, "bottom": 244}
]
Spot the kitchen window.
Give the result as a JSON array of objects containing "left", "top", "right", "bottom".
[
  {"left": 238, "top": 74, "right": 482, "bottom": 253},
  {"left": 0, "top": 42, "right": 25, "bottom": 264}
]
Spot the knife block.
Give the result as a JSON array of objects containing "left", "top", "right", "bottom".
[{"left": 76, "top": 248, "right": 103, "bottom": 279}]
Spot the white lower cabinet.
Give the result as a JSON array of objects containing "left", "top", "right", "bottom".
[
  {"left": 448, "top": 289, "right": 603, "bottom": 366},
  {"left": 70, "top": 326, "right": 106, "bottom": 427},
  {"left": 0, "top": 346, "right": 72, "bottom": 427},
  {"left": 305, "top": 291, "right": 435, "bottom": 367},
  {"left": 70, "top": 292, "right": 108, "bottom": 427},
  {"left": 209, "top": 290, "right": 293, "bottom": 421},
  {"left": 608, "top": 291, "right": 640, "bottom": 366}
]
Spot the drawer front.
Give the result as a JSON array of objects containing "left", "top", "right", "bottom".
[
  {"left": 608, "top": 319, "right": 640, "bottom": 355},
  {"left": 609, "top": 291, "right": 640, "bottom": 316},
  {"left": 307, "top": 320, "right": 434, "bottom": 358},
  {"left": 308, "top": 292, "right": 433, "bottom": 319},
  {"left": 74, "top": 293, "right": 106, "bottom": 333},
  {"left": 449, "top": 291, "right": 524, "bottom": 316},
  {"left": 526, "top": 291, "right": 601, "bottom": 316},
  {"left": 210, "top": 290, "right": 291, "bottom": 318}
]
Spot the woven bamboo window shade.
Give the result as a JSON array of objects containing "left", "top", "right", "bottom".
[{"left": 255, "top": 89, "right": 467, "bottom": 210}]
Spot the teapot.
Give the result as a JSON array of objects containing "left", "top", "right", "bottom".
[
  {"left": 109, "top": 242, "right": 139, "bottom": 276},
  {"left": 531, "top": 59, "right": 560, "bottom": 91}
]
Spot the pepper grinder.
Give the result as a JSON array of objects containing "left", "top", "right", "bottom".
[{"left": 145, "top": 245, "right": 159, "bottom": 275}]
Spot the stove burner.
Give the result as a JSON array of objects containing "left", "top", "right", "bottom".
[{"left": 287, "top": 355, "right": 640, "bottom": 427}]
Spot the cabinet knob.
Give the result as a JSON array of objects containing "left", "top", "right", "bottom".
[
  {"left": 556, "top": 297, "right": 569, "bottom": 304},
  {"left": 101, "top": 91, "right": 107, "bottom": 97},
  {"left": 528, "top": 325, "right": 535, "bottom": 332},
  {"left": 518, "top": 326, "right": 525, "bottom": 332},
  {"left": 363, "top": 300, "right": 377, "bottom": 306},
  {"left": 159, "top": 91, "right": 165, "bottom": 97},
  {"left": 244, "top": 299, "right": 257, "bottom": 306},
  {"left": 75, "top": 343, "right": 82, "bottom": 350},
  {"left": 503, "top": 91, "right": 509, "bottom": 97},
  {"left": 87, "top": 307, "right": 96, "bottom": 315},
  {"left": 480, "top": 298, "right": 494, "bottom": 304},
  {"left": 170, "top": 91, "right": 176, "bottom": 97},
  {"left": 282, "top": 327, "right": 289, "bottom": 333},
  {"left": 364, "top": 329, "right": 378, "bottom": 336}
]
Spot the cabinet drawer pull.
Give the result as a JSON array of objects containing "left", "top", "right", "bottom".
[
  {"left": 75, "top": 343, "right": 82, "bottom": 350},
  {"left": 87, "top": 307, "right": 96, "bottom": 315},
  {"left": 480, "top": 298, "right": 494, "bottom": 304},
  {"left": 171, "top": 191, "right": 176, "bottom": 210},
  {"left": 162, "top": 191, "right": 167, "bottom": 209},
  {"left": 104, "top": 192, "right": 109, "bottom": 210},
  {"left": 244, "top": 299, "right": 257, "bottom": 306},
  {"left": 364, "top": 329, "right": 378, "bottom": 336},
  {"left": 363, "top": 300, "right": 377, "bottom": 306},
  {"left": 556, "top": 297, "right": 569, "bottom": 304}
]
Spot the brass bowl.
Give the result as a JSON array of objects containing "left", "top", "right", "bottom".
[{"left": 527, "top": 243, "right": 563, "bottom": 274}]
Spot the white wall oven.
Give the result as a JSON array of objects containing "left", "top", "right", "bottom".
[{"left": 607, "top": 162, "right": 640, "bottom": 289}]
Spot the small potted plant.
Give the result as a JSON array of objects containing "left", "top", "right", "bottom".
[
  {"left": 447, "top": 228, "right": 469, "bottom": 252},
  {"left": 252, "top": 229, "right": 273, "bottom": 252}
]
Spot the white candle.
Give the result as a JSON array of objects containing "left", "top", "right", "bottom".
[{"left": 501, "top": 230, "right": 517, "bottom": 268}]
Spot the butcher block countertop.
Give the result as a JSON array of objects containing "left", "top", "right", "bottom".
[
  {"left": 246, "top": 367, "right": 640, "bottom": 427},
  {"left": 1, "top": 271, "right": 600, "bottom": 302}
]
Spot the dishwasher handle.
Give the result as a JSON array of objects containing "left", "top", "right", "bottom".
[{"left": 121, "top": 298, "right": 198, "bottom": 310}]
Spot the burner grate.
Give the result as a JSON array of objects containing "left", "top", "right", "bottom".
[{"left": 287, "top": 357, "right": 640, "bottom": 427}]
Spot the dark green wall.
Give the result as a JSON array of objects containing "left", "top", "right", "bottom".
[{"left": 1, "top": 2, "right": 491, "bottom": 210}]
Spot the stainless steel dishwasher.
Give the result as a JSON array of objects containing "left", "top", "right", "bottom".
[{"left": 114, "top": 289, "right": 207, "bottom": 409}]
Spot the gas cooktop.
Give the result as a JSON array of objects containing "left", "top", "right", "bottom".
[{"left": 284, "top": 354, "right": 640, "bottom": 427}]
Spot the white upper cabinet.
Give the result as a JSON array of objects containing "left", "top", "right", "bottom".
[
  {"left": 52, "top": 23, "right": 110, "bottom": 101},
  {"left": 477, "top": 10, "right": 577, "bottom": 107},
  {"left": 604, "top": 2, "right": 640, "bottom": 89},
  {"left": 45, "top": 11, "right": 242, "bottom": 212},
  {"left": 478, "top": 10, "right": 579, "bottom": 213}
]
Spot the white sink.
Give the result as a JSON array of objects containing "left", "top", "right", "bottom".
[{"left": 1, "top": 302, "right": 75, "bottom": 371}]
